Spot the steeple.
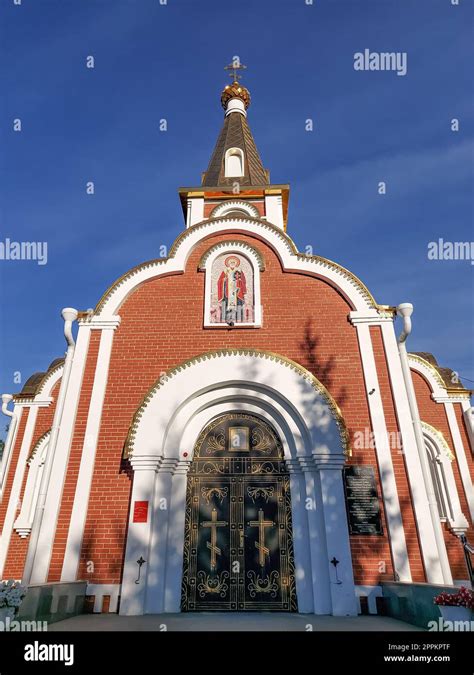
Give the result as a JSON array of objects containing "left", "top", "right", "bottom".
[
  {"left": 201, "top": 64, "right": 270, "bottom": 188},
  {"left": 178, "top": 64, "right": 289, "bottom": 231}
]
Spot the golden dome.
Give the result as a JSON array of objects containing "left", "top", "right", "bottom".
[{"left": 221, "top": 81, "right": 251, "bottom": 110}]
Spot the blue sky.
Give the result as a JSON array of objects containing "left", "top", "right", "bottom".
[{"left": 0, "top": 0, "right": 473, "bottom": 432}]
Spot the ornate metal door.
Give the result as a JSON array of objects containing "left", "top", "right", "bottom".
[{"left": 181, "top": 413, "right": 297, "bottom": 611}]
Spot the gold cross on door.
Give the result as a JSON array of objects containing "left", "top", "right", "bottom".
[
  {"left": 202, "top": 508, "right": 228, "bottom": 570},
  {"left": 248, "top": 509, "right": 274, "bottom": 567}
]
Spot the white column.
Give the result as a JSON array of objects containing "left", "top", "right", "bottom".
[
  {"left": 264, "top": 192, "right": 284, "bottom": 230},
  {"left": 0, "top": 404, "right": 23, "bottom": 499},
  {"left": 460, "top": 401, "right": 473, "bottom": 452},
  {"left": 350, "top": 315, "right": 413, "bottom": 582},
  {"left": 144, "top": 459, "right": 176, "bottom": 614},
  {"left": 286, "top": 460, "right": 316, "bottom": 614},
  {"left": 60, "top": 321, "right": 119, "bottom": 581},
  {"left": 0, "top": 402, "right": 46, "bottom": 577},
  {"left": 314, "top": 455, "right": 358, "bottom": 616},
  {"left": 120, "top": 456, "right": 162, "bottom": 616},
  {"left": 29, "top": 324, "right": 91, "bottom": 584},
  {"left": 163, "top": 460, "right": 190, "bottom": 612},
  {"left": 294, "top": 458, "right": 332, "bottom": 614},
  {"left": 379, "top": 319, "right": 449, "bottom": 582},
  {"left": 437, "top": 398, "right": 474, "bottom": 522}
]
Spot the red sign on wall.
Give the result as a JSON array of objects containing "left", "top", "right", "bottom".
[{"left": 133, "top": 501, "right": 148, "bottom": 523}]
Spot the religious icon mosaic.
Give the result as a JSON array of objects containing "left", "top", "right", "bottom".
[{"left": 210, "top": 253, "right": 254, "bottom": 324}]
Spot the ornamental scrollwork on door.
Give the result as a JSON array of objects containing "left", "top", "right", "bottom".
[
  {"left": 247, "top": 486, "right": 274, "bottom": 503},
  {"left": 247, "top": 570, "right": 280, "bottom": 598},
  {"left": 250, "top": 427, "right": 274, "bottom": 454},
  {"left": 205, "top": 430, "right": 226, "bottom": 454},
  {"left": 201, "top": 486, "right": 229, "bottom": 504},
  {"left": 197, "top": 571, "right": 229, "bottom": 598}
]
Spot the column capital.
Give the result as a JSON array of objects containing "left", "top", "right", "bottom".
[
  {"left": 130, "top": 455, "right": 163, "bottom": 472},
  {"left": 78, "top": 315, "right": 121, "bottom": 330},
  {"left": 432, "top": 394, "right": 471, "bottom": 404},
  {"left": 312, "top": 452, "right": 347, "bottom": 470},
  {"left": 349, "top": 310, "right": 394, "bottom": 326}
]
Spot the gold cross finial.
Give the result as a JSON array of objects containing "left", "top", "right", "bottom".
[{"left": 224, "top": 60, "right": 247, "bottom": 83}]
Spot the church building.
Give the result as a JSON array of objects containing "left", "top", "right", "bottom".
[{"left": 1, "top": 70, "right": 473, "bottom": 618}]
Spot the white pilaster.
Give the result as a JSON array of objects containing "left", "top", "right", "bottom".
[
  {"left": 29, "top": 324, "right": 92, "bottom": 584},
  {"left": 186, "top": 197, "right": 204, "bottom": 228},
  {"left": 314, "top": 455, "right": 358, "bottom": 616},
  {"left": 119, "top": 456, "right": 162, "bottom": 615},
  {"left": 461, "top": 402, "right": 473, "bottom": 453},
  {"left": 144, "top": 459, "right": 177, "bottom": 614},
  {"left": 264, "top": 193, "right": 284, "bottom": 230},
  {"left": 286, "top": 460, "right": 316, "bottom": 614},
  {"left": 350, "top": 316, "right": 412, "bottom": 582},
  {"left": 0, "top": 404, "right": 40, "bottom": 577},
  {"left": 60, "top": 323, "right": 118, "bottom": 581},
  {"left": 163, "top": 460, "right": 190, "bottom": 612},
  {"left": 0, "top": 405, "right": 23, "bottom": 499},
  {"left": 441, "top": 401, "right": 474, "bottom": 522}
]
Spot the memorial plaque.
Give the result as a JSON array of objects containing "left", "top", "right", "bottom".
[{"left": 343, "top": 465, "right": 383, "bottom": 535}]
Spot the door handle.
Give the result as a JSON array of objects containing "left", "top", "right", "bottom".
[{"left": 239, "top": 531, "right": 244, "bottom": 547}]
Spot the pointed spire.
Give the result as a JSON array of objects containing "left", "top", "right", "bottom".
[{"left": 201, "top": 64, "right": 269, "bottom": 188}]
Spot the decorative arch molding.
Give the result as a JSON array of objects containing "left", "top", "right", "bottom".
[
  {"left": 94, "top": 216, "right": 378, "bottom": 316},
  {"left": 120, "top": 349, "right": 358, "bottom": 618},
  {"left": 198, "top": 240, "right": 265, "bottom": 271},
  {"left": 27, "top": 429, "right": 51, "bottom": 464},
  {"left": 421, "top": 422, "right": 454, "bottom": 462},
  {"left": 408, "top": 354, "right": 454, "bottom": 398},
  {"left": 408, "top": 354, "right": 448, "bottom": 399},
  {"left": 14, "top": 430, "right": 51, "bottom": 538},
  {"left": 36, "top": 363, "right": 63, "bottom": 398},
  {"left": 421, "top": 421, "right": 469, "bottom": 535},
  {"left": 124, "top": 349, "right": 349, "bottom": 461},
  {"left": 210, "top": 201, "right": 260, "bottom": 219}
]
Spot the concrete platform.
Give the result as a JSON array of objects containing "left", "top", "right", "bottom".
[{"left": 48, "top": 612, "right": 424, "bottom": 631}]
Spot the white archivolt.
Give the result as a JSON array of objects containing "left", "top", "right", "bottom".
[{"left": 120, "top": 350, "right": 358, "bottom": 617}]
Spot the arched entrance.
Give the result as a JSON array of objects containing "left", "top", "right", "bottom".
[
  {"left": 181, "top": 413, "right": 297, "bottom": 611},
  {"left": 119, "top": 349, "right": 358, "bottom": 617}
]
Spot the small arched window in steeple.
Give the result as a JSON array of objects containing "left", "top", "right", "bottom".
[{"left": 225, "top": 147, "right": 244, "bottom": 177}]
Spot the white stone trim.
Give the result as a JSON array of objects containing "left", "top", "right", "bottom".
[
  {"left": 443, "top": 402, "right": 474, "bottom": 522},
  {"left": 201, "top": 241, "right": 263, "bottom": 328},
  {"left": 264, "top": 194, "right": 284, "bottom": 230},
  {"left": 407, "top": 354, "right": 447, "bottom": 400},
  {"left": 210, "top": 200, "right": 260, "bottom": 220},
  {"left": 422, "top": 424, "right": 469, "bottom": 534},
  {"left": 95, "top": 218, "right": 376, "bottom": 316},
  {"left": 77, "top": 316, "right": 121, "bottom": 330},
  {"left": 0, "top": 405, "right": 23, "bottom": 499},
  {"left": 355, "top": 585, "right": 383, "bottom": 615},
  {"left": 461, "top": 402, "right": 474, "bottom": 454},
  {"left": 28, "top": 325, "right": 92, "bottom": 584},
  {"left": 186, "top": 198, "right": 204, "bottom": 228},
  {"left": 86, "top": 583, "right": 120, "bottom": 613},
  {"left": 379, "top": 322, "right": 447, "bottom": 584},
  {"left": 13, "top": 432, "right": 50, "bottom": 539},
  {"left": 120, "top": 351, "right": 356, "bottom": 617},
  {"left": 60, "top": 328, "right": 116, "bottom": 581},
  {"left": 350, "top": 320, "right": 411, "bottom": 582},
  {"left": 0, "top": 406, "right": 39, "bottom": 578}
]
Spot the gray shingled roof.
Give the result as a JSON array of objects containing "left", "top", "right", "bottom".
[{"left": 202, "top": 111, "right": 269, "bottom": 187}]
